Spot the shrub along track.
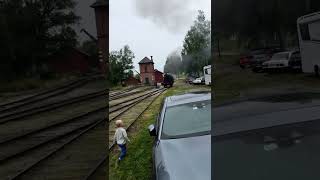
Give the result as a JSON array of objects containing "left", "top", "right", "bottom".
[{"left": 0, "top": 87, "right": 164, "bottom": 180}]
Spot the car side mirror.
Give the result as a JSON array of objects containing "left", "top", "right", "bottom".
[{"left": 148, "top": 124, "right": 156, "bottom": 136}]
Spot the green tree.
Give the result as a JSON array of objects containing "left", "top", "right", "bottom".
[
  {"left": 109, "top": 45, "right": 135, "bottom": 85},
  {"left": 181, "top": 10, "right": 211, "bottom": 76},
  {"left": 0, "top": 0, "right": 80, "bottom": 79},
  {"left": 214, "top": 0, "right": 320, "bottom": 50}
]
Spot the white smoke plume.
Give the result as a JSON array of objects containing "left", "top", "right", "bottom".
[{"left": 134, "top": 0, "right": 194, "bottom": 33}]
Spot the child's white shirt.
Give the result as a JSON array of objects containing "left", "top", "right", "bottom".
[{"left": 113, "top": 127, "right": 130, "bottom": 145}]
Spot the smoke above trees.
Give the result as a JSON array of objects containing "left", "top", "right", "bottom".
[{"left": 134, "top": 0, "right": 194, "bottom": 33}]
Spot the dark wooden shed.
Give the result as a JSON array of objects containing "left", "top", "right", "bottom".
[{"left": 47, "top": 48, "right": 90, "bottom": 74}]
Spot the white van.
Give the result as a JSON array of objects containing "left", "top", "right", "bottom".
[
  {"left": 297, "top": 12, "right": 320, "bottom": 74},
  {"left": 203, "top": 65, "right": 211, "bottom": 85}
]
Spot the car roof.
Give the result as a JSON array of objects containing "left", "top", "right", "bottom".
[{"left": 165, "top": 92, "right": 211, "bottom": 107}]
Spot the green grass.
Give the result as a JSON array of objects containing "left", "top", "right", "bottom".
[
  {"left": 214, "top": 55, "right": 320, "bottom": 103},
  {"left": 108, "top": 80, "right": 210, "bottom": 180}
]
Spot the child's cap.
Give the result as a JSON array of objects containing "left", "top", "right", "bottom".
[{"left": 116, "top": 120, "right": 123, "bottom": 127}]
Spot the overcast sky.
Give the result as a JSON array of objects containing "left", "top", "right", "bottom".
[
  {"left": 110, "top": 0, "right": 211, "bottom": 72},
  {"left": 74, "top": 0, "right": 97, "bottom": 43}
]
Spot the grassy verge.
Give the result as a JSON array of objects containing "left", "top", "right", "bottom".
[
  {"left": 109, "top": 80, "right": 210, "bottom": 180},
  {"left": 214, "top": 55, "right": 320, "bottom": 103}
]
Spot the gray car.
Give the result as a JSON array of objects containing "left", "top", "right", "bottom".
[
  {"left": 213, "top": 92, "right": 320, "bottom": 179},
  {"left": 148, "top": 92, "right": 211, "bottom": 180}
]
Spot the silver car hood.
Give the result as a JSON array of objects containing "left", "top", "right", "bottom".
[
  {"left": 265, "top": 59, "right": 288, "bottom": 64},
  {"left": 156, "top": 135, "right": 211, "bottom": 180}
]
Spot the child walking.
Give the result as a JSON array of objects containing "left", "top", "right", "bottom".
[{"left": 113, "top": 120, "right": 130, "bottom": 162}]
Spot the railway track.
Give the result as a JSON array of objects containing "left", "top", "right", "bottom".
[
  {"left": 109, "top": 86, "right": 153, "bottom": 101},
  {"left": 0, "top": 87, "right": 165, "bottom": 179},
  {"left": 85, "top": 88, "right": 166, "bottom": 180},
  {"left": 0, "top": 89, "right": 159, "bottom": 146},
  {"left": 109, "top": 88, "right": 162, "bottom": 112},
  {"left": 0, "top": 89, "right": 107, "bottom": 125},
  {"left": 0, "top": 75, "right": 104, "bottom": 114},
  {"left": 109, "top": 85, "right": 142, "bottom": 97},
  {"left": 0, "top": 86, "right": 151, "bottom": 125}
]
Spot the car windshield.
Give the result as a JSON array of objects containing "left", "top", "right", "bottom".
[
  {"left": 161, "top": 100, "right": 211, "bottom": 139},
  {"left": 272, "top": 53, "right": 289, "bottom": 60},
  {"left": 214, "top": 120, "right": 320, "bottom": 179}
]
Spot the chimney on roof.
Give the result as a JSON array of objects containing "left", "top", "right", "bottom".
[{"left": 151, "top": 56, "right": 153, "bottom": 61}]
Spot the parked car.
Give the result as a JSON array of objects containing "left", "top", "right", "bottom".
[
  {"left": 192, "top": 77, "right": 205, "bottom": 85},
  {"left": 251, "top": 47, "right": 282, "bottom": 72},
  {"left": 148, "top": 93, "right": 211, "bottom": 180},
  {"left": 185, "top": 76, "right": 196, "bottom": 84},
  {"left": 288, "top": 51, "right": 302, "bottom": 72},
  {"left": 162, "top": 74, "right": 174, "bottom": 88},
  {"left": 240, "top": 47, "right": 281, "bottom": 71},
  {"left": 262, "top": 51, "right": 301, "bottom": 72},
  {"left": 213, "top": 92, "right": 320, "bottom": 179}
]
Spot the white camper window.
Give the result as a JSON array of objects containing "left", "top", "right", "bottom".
[
  {"left": 300, "top": 23, "right": 310, "bottom": 41},
  {"left": 309, "top": 21, "right": 320, "bottom": 42}
]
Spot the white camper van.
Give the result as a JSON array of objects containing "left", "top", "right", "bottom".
[
  {"left": 203, "top": 65, "right": 211, "bottom": 85},
  {"left": 297, "top": 12, "right": 320, "bottom": 74}
]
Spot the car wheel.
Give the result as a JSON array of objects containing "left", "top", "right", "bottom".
[
  {"left": 151, "top": 161, "right": 156, "bottom": 180},
  {"left": 314, "top": 65, "right": 319, "bottom": 77}
]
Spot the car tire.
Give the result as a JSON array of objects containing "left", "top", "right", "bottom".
[
  {"left": 314, "top": 65, "right": 319, "bottom": 77},
  {"left": 151, "top": 162, "right": 156, "bottom": 180}
]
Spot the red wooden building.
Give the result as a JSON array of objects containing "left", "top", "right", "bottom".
[
  {"left": 122, "top": 76, "right": 141, "bottom": 86},
  {"left": 47, "top": 48, "right": 91, "bottom": 74},
  {"left": 154, "top": 69, "right": 164, "bottom": 84}
]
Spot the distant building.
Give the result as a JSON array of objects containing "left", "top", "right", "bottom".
[
  {"left": 139, "top": 56, "right": 155, "bottom": 85},
  {"left": 154, "top": 69, "right": 164, "bottom": 84},
  {"left": 47, "top": 48, "right": 91, "bottom": 74},
  {"left": 122, "top": 76, "right": 141, "bottom": 86}
]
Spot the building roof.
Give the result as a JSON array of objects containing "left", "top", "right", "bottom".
[
  {"left": 48, "top": 48, "right": 89, "bottom": 60},
  {"left": 91, "top": 0, "right": 108, "bottom": 8},
  {"left": 139, "top": 57, "right": 154, "bottom": 64},
  {"left": 154, "top": 69, "right": 163, "bottom": 74}
]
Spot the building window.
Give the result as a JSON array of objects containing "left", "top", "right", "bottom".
[
  {"left": 309, "top": 21, "right": 320, "bottom": 42},
  {"left": 300, "top": 23, "right": 311, "bottom": 41},
  {"left": 145, "top": 66, "right": 147, "bottom": 72}
]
